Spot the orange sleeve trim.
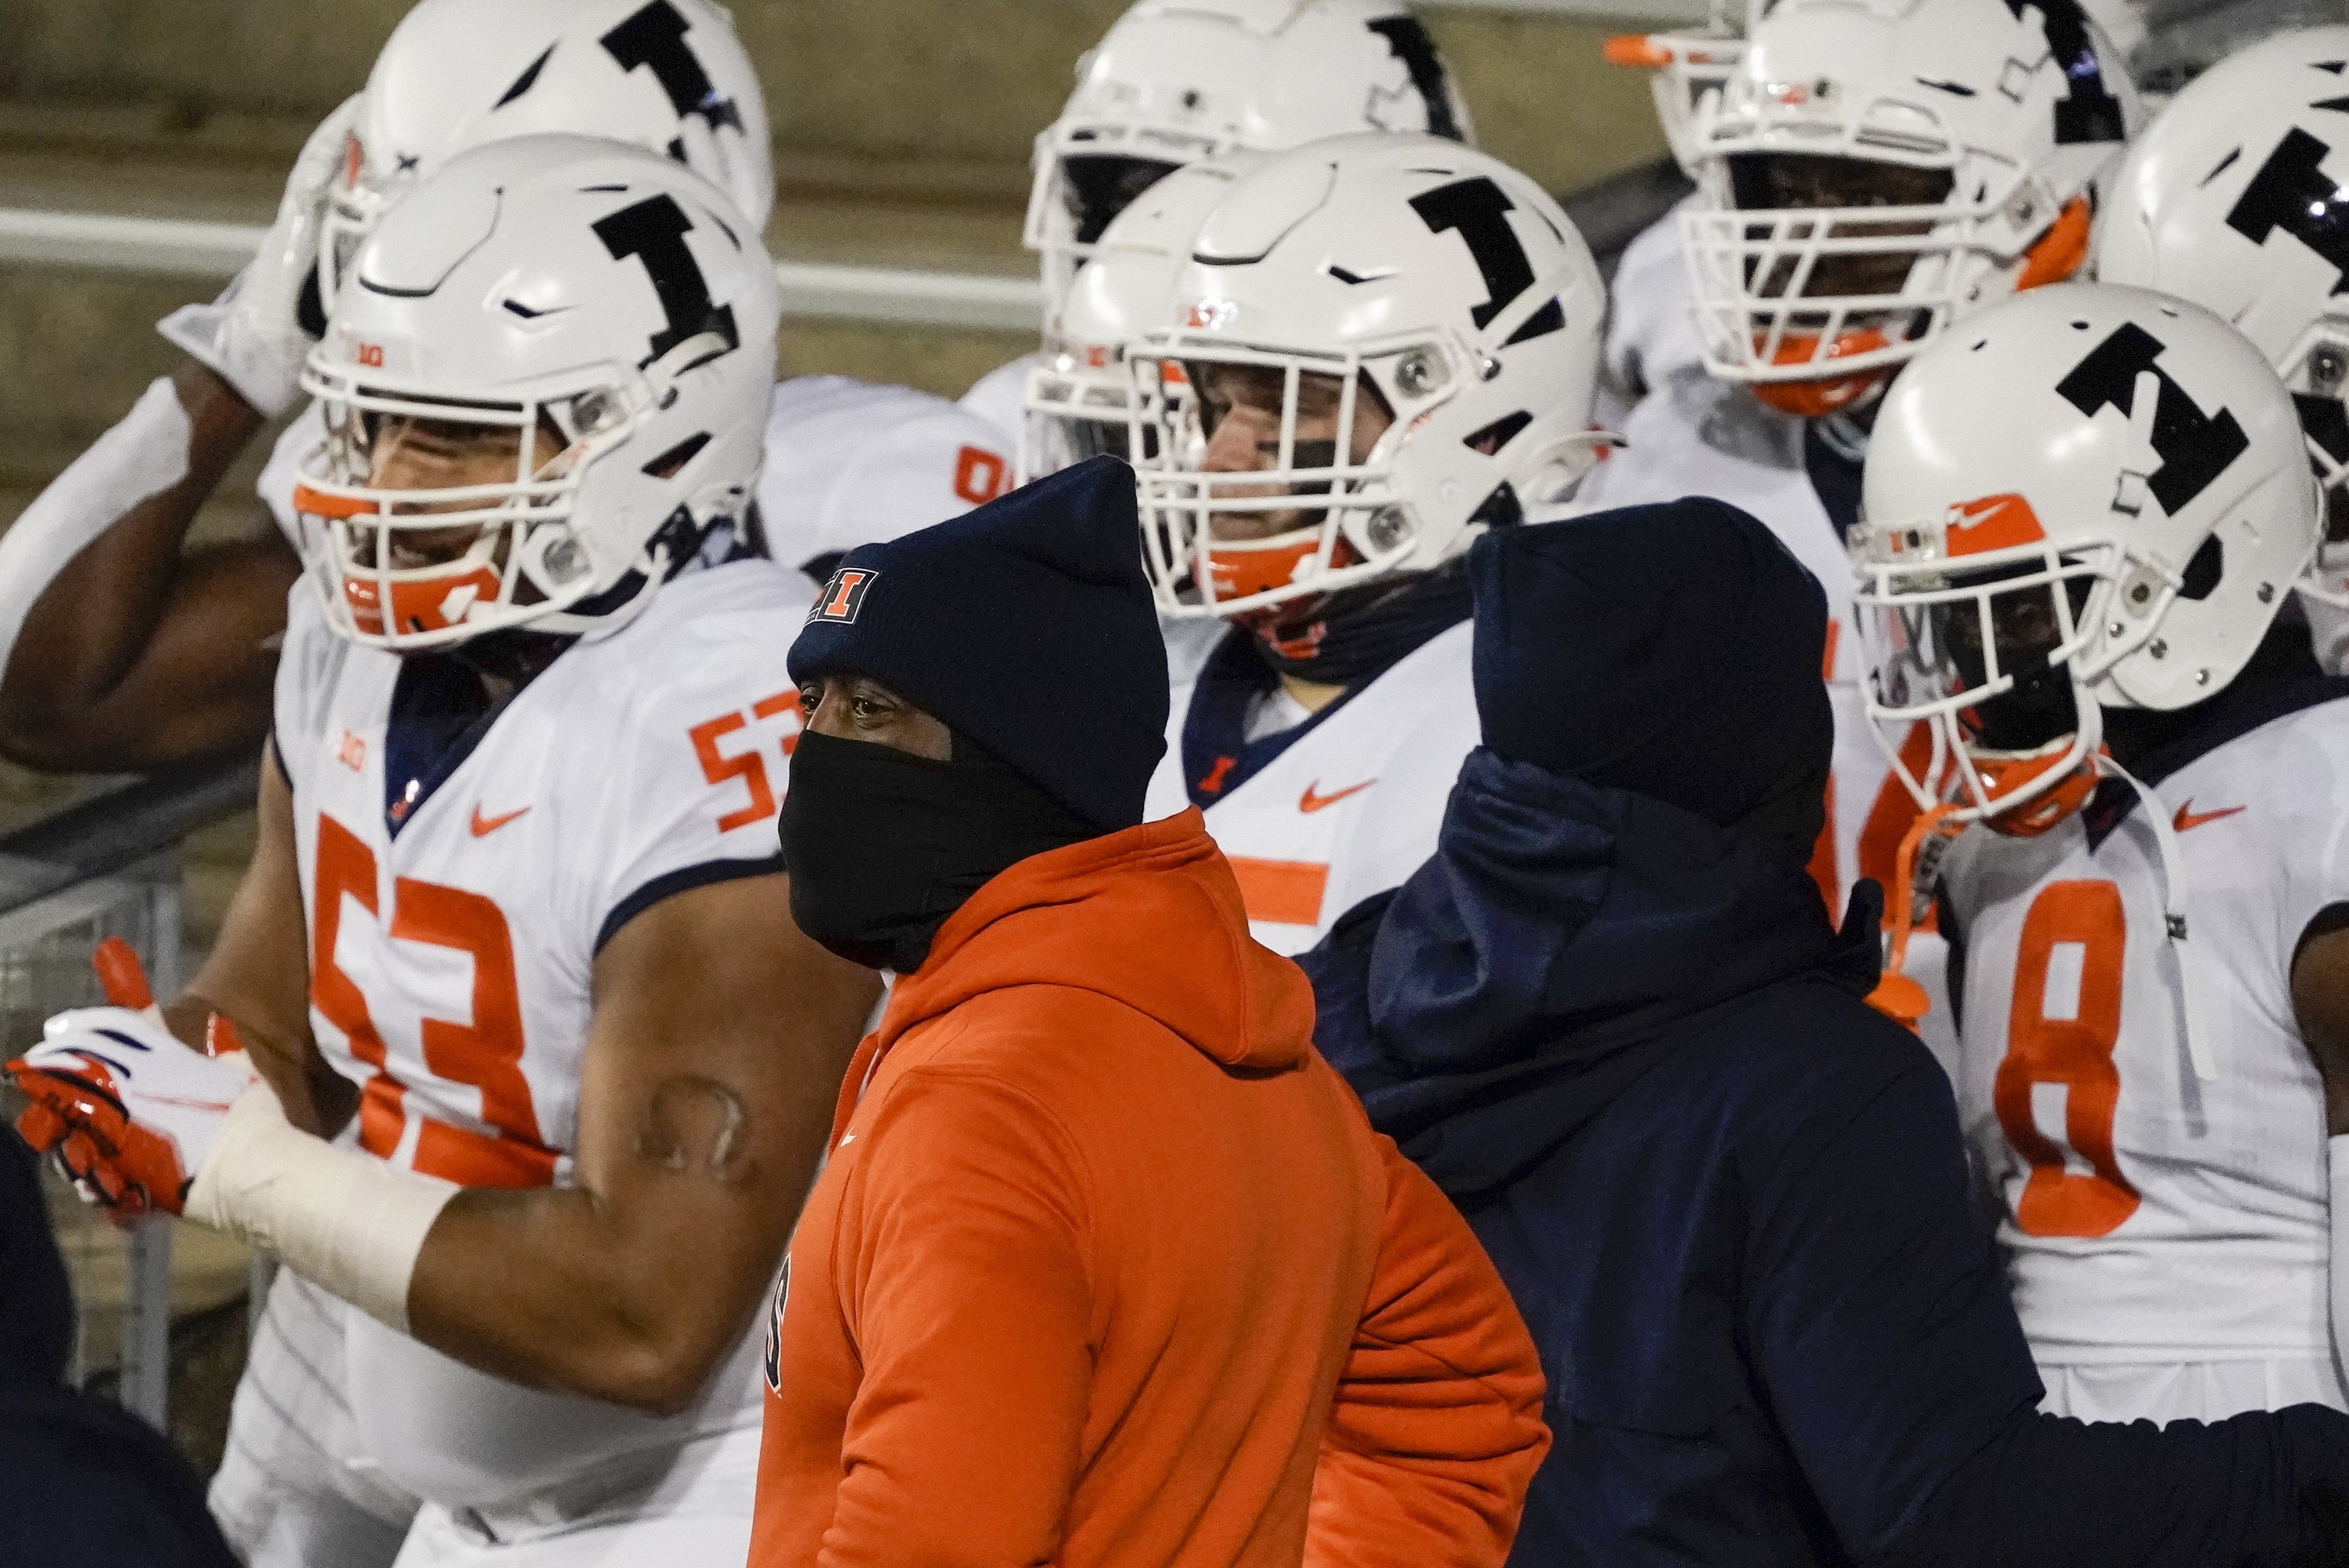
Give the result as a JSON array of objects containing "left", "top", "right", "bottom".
[{"left": 1227, "top": 857, "right": 1331, "bottom": 927}]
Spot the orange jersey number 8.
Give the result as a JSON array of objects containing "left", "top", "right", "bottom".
[{"left": 1992, "top": 878, "right": 2140, "bottom": 1238}]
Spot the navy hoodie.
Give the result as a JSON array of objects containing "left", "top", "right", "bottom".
[{"left": 1305, "top": 745, "right": 2349, "bottom": 1565}]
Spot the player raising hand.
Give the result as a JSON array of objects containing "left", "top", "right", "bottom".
[{"left": 12, "top": 137, "right": 877, "bottom": 1567}]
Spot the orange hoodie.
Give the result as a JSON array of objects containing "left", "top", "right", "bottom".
[{"left": 751, "top": 808, "right": 1547, "bottom": 1568}]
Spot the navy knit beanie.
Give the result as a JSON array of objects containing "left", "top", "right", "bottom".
[
  {"left": 1469, "top": 498, "right": 1832, "bottom": 843},
  {"left": 786, "top": 455, "right": 1168, "bottom": 833}
]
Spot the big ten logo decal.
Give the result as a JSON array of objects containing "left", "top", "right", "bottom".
[
  {"left": 1993, "top": 878, "right": 2140, "bottom": 1238},
  {"left": 954, "top": 445, "right": 1009, "bottom": 506},
  {"left": 335, "top": 728, "right": 367, "bottom": 772},
  {"left": 311, "top": 815, "right": 554, "bottom": 1188},
  {"left": 689, "top": 689, "right": 804, "bottom": 832},
  {"left": 356, "top": 343, "right": 385, "bottom": 368}
]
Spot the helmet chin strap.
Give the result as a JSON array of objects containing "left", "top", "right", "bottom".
[
  {"left": 2093, "top": 750, "right": 2217, "bottom": 1082},
  {"left": 1870, "top": 736, "right": 2214, "bottom": 1083}
]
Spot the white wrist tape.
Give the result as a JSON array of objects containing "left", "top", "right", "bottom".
[
  {"left": 185, "top": 1080, "right": 458, "bottom": 1335},
  {"left": 0, "top": 376, "right": 191, "bottom": 676},
  {"left": 2330, "top": 1135, "right": 2349, "bottom": 1386}
]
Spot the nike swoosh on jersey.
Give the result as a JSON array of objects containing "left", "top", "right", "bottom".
[
  {"left": 470, "top": 805, "right": 532, "bottom": 838},
  {"left": 1299, "top": 779, "right": 1377, "bottom": 814},
  {"left": 2172, "top": 800, "right": 2247, "bottom": 833}
]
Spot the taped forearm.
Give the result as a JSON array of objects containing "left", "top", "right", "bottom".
[
  {"left": 0, "top": 377, "right": 190, "bottom": 676},
  {"left": 184, "top": 1079, "right": 456, "bottom": 1334}
]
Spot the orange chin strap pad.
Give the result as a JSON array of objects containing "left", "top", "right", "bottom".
[
  {"left": 1208, "top": 538, "right": 1322, "bottom": 603},
  {"left": 344, "top": 565, "right": 500, "bottom": 640},
  {"left": 1753, "top": 372, "right": 1891, "bottom": 418},
  {"left": 2014, "top": 196, "right": 2093, "bottom": 293},
  {"left": 1980, "top": 746, "right": 2104, "bottom": 838},
  {"left": 1749, "top": 328, "right": 1894, "bottom": 418}
]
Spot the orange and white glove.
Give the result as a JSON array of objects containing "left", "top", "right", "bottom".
[{"left": 8, "top": 1006, "right": 258, "bottom": 1218}]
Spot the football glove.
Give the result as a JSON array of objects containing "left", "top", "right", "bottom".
[
  {"left": 8, "top": 1006, "right": 257, "bottom": 1217},
  {"left": 155, "top": 93, "right": 357, "bottom": 417}
]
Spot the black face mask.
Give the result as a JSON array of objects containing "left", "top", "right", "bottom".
[
  {"left": 1243, "top": 557, "right": 1476, "bottom": 688},
  {"left": 777, "top": 729, "right": 1099, "bottom": 974}
]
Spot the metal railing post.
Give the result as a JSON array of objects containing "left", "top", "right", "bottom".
[{"left": 121, "top": 1215, "right": 173, "bottom": 1426}]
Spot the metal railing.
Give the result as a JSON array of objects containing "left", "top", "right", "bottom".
[
  {"left": 0, "top": 207, "right": 1048, "bottom": 332},
  {"left": 0, "top": 752, "right": 267, "bottom": 1431},
  {"left": 0, "top": 856, "right": 183, "bottom": 1426}
]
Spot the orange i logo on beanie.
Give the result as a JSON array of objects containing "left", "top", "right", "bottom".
[{"left": 810, "top": 567, "right": 881, "bottom": 624}]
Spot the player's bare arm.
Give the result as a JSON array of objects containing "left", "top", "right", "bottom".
[
  {"left": 2291, "top": 918, "right": 2349, "bottom": 1135},
  {"left": 59, "top": 801, "right": 879, "bottom": 1411},
  {"left": 0, "top": 95, "right": 354, "bottom": 773},
  {"left": 0, "top": 362, "right": 294, "bottom": 772},
  {"left": 404, "top": 875, "right": 878, "bottom": 1413},
  {"left": 170, "top": 750, "right": 357, "bottom": 1137}
]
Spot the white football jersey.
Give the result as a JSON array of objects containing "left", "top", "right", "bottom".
[
  {"left": 1595, "top": 199, "right": 1705, "bottom": 430},
  {"left": 755, "top": 376, "right": 1011, "bottom": 576},
  {"left": 259, "top": 399, "right": 331, "bottom": 558},
  {"left": 1142, "top": 619, "right": 1479, "bottom": 955},
  {"left": 1568, "top": 367, "right": 1959, "bottom": 1068},
  {"left": 257, "top": 376, "right": 1014, "bottom": 577},
  {"left": 273, "top": 557, "right": 808, "bottom": 1507},
  {"left": 1940, "top": 696, "right": 2349, "bottom": 1395},
  {"left": 959, "top": 352, "right": 1039, "bottom": 447}
]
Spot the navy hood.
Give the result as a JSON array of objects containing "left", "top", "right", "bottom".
[
  {"left": 1301, "top": 500, "right": 1876, "bottom": 1200},
  {"left": 1305, "top": 749, "right": 1881, "bottom": 1200}
]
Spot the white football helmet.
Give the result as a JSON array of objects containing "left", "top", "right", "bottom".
[
  {"left": 1604, "top": 0, "right": 1748, "bottom": 179},
  {"left": 1679, "top": 0, "right": 2142, "bottom": 417},
  {"left": 294, "top": 135, "right": 780, "bottom": 652},
  {"left": 1127, "top": 133, "right": 1606, "bottom": 620},
  {"left": 2093, "top": 26, "right": 2349, "bottom": 611},
  {"left": 320, "top": 0, "right": 772, "bottom": 315},
  {"left": 1851, "top": 283, "right": 2315, "bottom": 833},
  {"left": 1018, "top": 155, "right": 1262, "bottom": 483},
  {"left": 1026, "top": 0, "right": 1473, "bottom": 317}
]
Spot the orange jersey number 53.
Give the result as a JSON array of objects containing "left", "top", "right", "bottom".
[
  {"left": 312, "top": 814, "right": 556, "bottom": 1188},
  {"left": 689, "top": 690, "right": 804, "bottom": 833}
]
